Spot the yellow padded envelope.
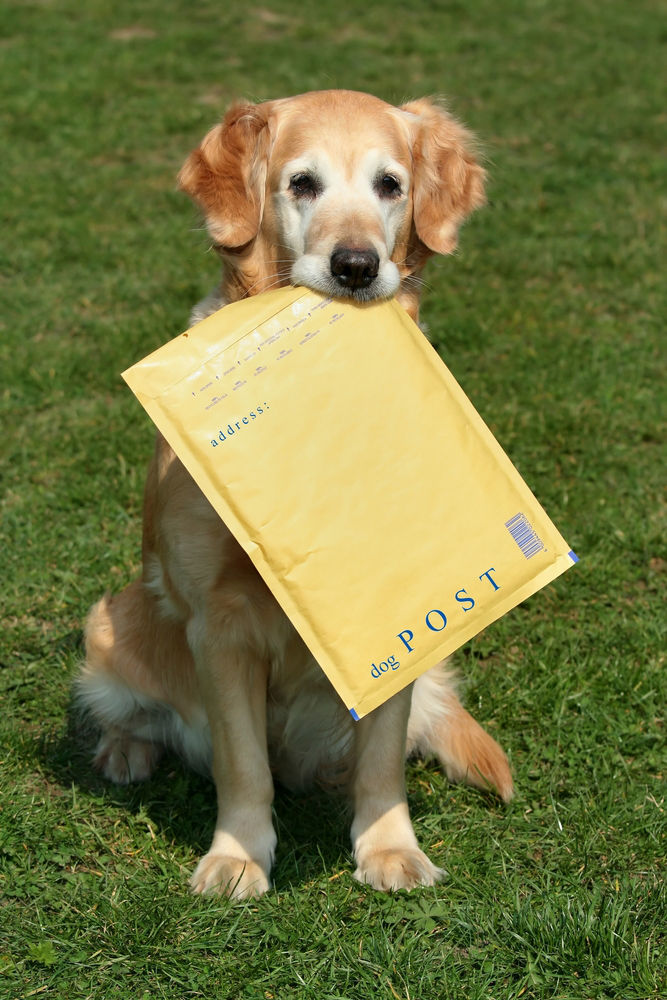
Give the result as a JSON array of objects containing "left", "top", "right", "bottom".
[{"left": 123, "top": 286, "right": 578, "bottom": 719}]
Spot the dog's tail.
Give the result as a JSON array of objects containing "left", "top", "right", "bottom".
[{"left": 407, "top": 663, "right": 514, "bottom": 802}]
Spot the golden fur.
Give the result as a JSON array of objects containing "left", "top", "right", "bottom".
[{"left": 78, "top": 90, "right": 512, "bottom": 898}]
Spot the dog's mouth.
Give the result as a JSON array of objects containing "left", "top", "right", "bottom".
[{"left": 290, "top": 246, "right": 400, "bottom": 303}]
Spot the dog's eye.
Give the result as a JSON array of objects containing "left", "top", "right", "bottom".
[
  {"left": 289, "top": 173, "right": 320, "bottom": 198},
  {"left": 376, "top": 174, "right": 402, "bottom": 199}
]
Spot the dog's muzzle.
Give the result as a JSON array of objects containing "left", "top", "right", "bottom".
[{"left": 330, "top": 246, "right": 380, "bottom": 291}]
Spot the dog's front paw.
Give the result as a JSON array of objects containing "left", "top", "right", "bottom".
[
  {"left": 190, "top": 853, "right": 270, "bottom": 899},
  {"left": 354, "top": 847, "right": 445, "bottom": 891}
]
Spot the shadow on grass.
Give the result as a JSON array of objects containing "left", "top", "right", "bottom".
[
  {"left": 36, "top": 631, "right": 504, "bottom": 890},
  {"left": 36, "top": 642, "right": 352, "bottom": 886}
]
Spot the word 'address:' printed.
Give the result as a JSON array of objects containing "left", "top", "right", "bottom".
[{"left": 210, "top": 403, "right": 270, "bottom": 445}]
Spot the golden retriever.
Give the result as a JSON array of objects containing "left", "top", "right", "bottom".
[{"left": 78, "top": 90, "right": 513, "bottom": 899}]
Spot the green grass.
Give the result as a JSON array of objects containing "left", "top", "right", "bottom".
[{"left": 1, "top": 0, "right": 664, "bottom": 997}]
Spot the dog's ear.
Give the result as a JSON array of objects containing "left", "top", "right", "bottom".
[
  {"left": 401, "top": 98, "right": 485, "bottom": 256},
  {"left": 179, "top": 102, "right": 270, "bottom": 249}
]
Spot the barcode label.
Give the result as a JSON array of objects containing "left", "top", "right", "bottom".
[{"left": 505, "top": 512, "right": 545, "bottom": 558}]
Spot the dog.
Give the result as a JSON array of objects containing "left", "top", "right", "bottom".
[{"left": 78, "top": 90, "right": 513, "bottom": 899}]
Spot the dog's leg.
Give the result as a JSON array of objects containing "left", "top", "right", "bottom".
[
  {"left": 351, "top": 686, "right": 444, "bottom": 891},
  {"left": 187, "top": 611, "right": 276, "bottom": 900},
  {"left": 79, "top": 585, "right": 187, "bottom": 784}
]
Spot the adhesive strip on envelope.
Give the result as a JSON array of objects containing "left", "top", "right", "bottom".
[{"left": 123, "top": 286, "right": 578, "bottom": 719}]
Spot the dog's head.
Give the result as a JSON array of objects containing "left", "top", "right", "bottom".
[{"left": 179, "top": 90, "right": 485, "bottom": 319}]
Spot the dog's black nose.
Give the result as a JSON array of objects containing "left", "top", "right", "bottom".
[{"left": 330, "top": 247, "right": 380, "bottom": 290}]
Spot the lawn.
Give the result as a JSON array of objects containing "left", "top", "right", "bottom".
[{"left": 1, "top": 1, "right": 664, "bottom": 997}]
